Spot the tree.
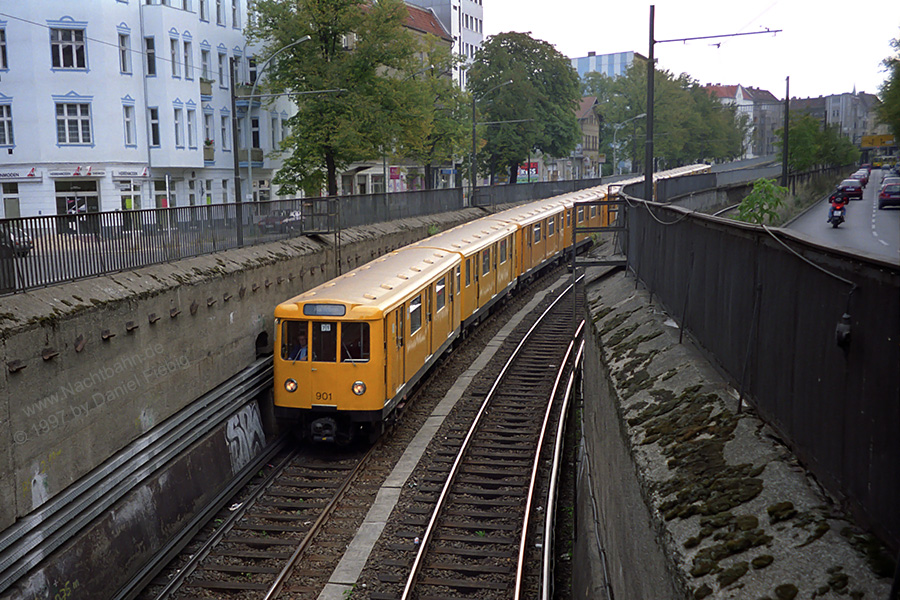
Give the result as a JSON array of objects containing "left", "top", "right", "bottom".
[
  {"left": 736, "top": 178, "right": 787, "bottom": 225},
  {"left": 393, "top": 39, "right": 470, "bottom": 189},
  {"left": 775, "top": 114, "right": 859, "bottom": 171},
  {"left": 467, "top": 33, "right": 581, "bottom": 184},
  {"left": 582, "top": 64, "right": 747, "bottom": 174},
  {"left": 877, "top": 34, "right": 900, "bottom": 141},
  {"left": 249, "top": 0, "right": 422, "bottom": 196}
]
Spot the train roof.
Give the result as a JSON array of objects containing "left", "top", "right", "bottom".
[
  {"left": 275, "top": 246, "right": 459, "bottom": 320},
  {"left": 407, "top": 219, "right": 518, "bottom": 255}
]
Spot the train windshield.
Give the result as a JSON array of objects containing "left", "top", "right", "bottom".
[
  {"left": 341, "top": 323, "right": 370, "bottom": 363},
  {"left": 282, "top": 320, "right": 308, "bottom": 361},
  {"left": 311, "top": 321, "right": 337, "bottom": 362}
]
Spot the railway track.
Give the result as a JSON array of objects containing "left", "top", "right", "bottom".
[
  {"left": 142, "top": 441, "right": 376, "bottom": 600},
  {"left": 370, "top": 280, "right": 584, "bottom": 600}
]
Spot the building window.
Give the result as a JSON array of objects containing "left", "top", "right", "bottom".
[
  {"left": 170, "top": 38, "right": 180, "bottom": 77},
  {"left": 271, "top": 115, "right": 278, "bottom": 149},
  {"left": 204, "top": 179, "right": 213, "bottom": 204},
  {"left": 145, "top": 37, "right": 156, "bottom": 75},
  {"left": 123, "top": 105, "right": 135, "bottom": 146},
  {"left": 118, "top": 33, "right": 131, "bottom": 73},
  {"left": 201, "top": 49, "right": 210, "bottom": 79},
  {"left": 281, "top": 119, "right": 289, "bottom": 146},
  {"left": 199, "top": 0, "right": 208, "bottom": 21},
  {"left": 148, "top": 107, "right": 160, "bottom": 146},
  {"left": 0, "top": 105, "right": 13, "bottom": 146},
  {"left": 2, "top": 182, "right": 20, "bottom": 218},
  {"left": 232, "top": 0, "right": 240, "bottom": 28},
  {"left": 0, "top": 29, "right": 7, "bottom": 70},
  {"left": 236, "top": 117, "right": 244, "bottom": 149},
  {"left": 174, "top": 107, "right": 184, "bottom": 147},
  {"left": 183, "top": 41, "right": 193, "bottom": 79},
  {"left": 220, "top": 115, "right": 229, "bottom": 149},
  {"left": 248, "top": 57, "right": 257, "bottom": 84},
  {"left": 56, "top": 103, "right": 91, "bottom": 145},
  {"left": 221, "top": 178, "right": 228, "bottom": 202},
  {"left": 51, "top": 28, "right": 86, "bottom": 69},
  {"left": 218, "top": 52, "right": 227, "bottom": 87},
  {"left": 216, "top": 0, "right": 225, "bottom": 25},
  {"left": 251, "top": 116, "right": 260, "bottom": 148},
  {"left": 204, "top": 113, "right": 213, "bottom": 145},
  {"left": 187, "top": 109, "right": 196, "bottom": 148}
]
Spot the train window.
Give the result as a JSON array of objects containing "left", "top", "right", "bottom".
[
  {"left": 533, "top": 223, "right": 541, "bottom": 243},
  {"left": 465, "top": 259, "right": 471, "bottom": 287},
  {"left": 409, "top": 294, "right": 422, "bottom": 334},
  {"left": 435, "top": 277, "right": 446, "bottom": 311},
  {"left": 481, "top": 248, "right": 490, "bottom": 276},
  {"left": 567, "top": 210, "right": 571, "bottom": 227},
  {"left": 456, "top": 265, "right": 461, "bottom": 294},
  {"left": 282, "top": 320, "right": 308, "bottom": 361},
  {"left": 577, "top": 207, "right": 584, "bottom": 222},
  {"left": 590, "top": 205, "right": 597, "bottom": 218},
  {"left": 499, "top": 238, "right": 507, "bottom": 264},
  {"left": 311, "top": 321, "right": 337, "bottom": 362},
  {"left": 548, "top": 217, "right": 555, "bottom": 237},
  {"left": 303, "top": 304, "right": 346, "bottom": 317},
  {"left": 341, "top": 322, "right": 370, "bottom": 362}
]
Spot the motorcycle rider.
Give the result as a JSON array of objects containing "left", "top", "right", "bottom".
[{"left": 828, "top": 190, "right": 848, "bottom": 223}]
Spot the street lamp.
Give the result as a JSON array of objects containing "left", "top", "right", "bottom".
[
  {"left": 245, "top": 35, "right": 311, "bottom": 205},
  {"left": 471, "top": 79, "right": 513, "bottom": 205},
  {"left": 611, "top": 113, "right": 645, "bottom": 175}
]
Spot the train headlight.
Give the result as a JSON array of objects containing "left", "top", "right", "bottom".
[
  {"left": 284, "top": 378, "right": 298, "bottom": 393},
  {"left": 352, "top": 381, "right": 366, "bottom": 396}
]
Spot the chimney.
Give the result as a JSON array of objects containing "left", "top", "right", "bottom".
[{"left": 588, "top": 51, "right": 595, "bottom": 57}]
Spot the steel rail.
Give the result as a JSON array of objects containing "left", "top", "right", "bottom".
[
  {"left": 150, "top": 443, "right": 300, "bottom": 600},
  {"left": 262, "top": 438, "right": 381, "bottom": 600},
  {"left": 115, "top": 434, "right": 290, "bottom": 600},
  {"left": 541, "top": 340, "right": 585, "bottom": 600},
  {"left": 399, "top": 280, "right": 576, "bottom": 600},
  {"left": 0, "top": 357, "right": 273, "bottom": 594},
  {"left": 514, "top": 321, "right": 584, "bottom": 600}
]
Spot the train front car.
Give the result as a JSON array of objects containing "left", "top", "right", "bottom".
[{"left": 274, "top": 247, "right": 461, "bottom": 443}]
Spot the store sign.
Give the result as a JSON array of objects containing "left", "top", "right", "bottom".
[
  {"left": 516, "top": 162, "right": 539, "bottom": 183},
  {"left": 0, "top": 167, "right": 42, "bottom": 182},
  {"left": 114, "top": 167, "right": 150, "bottom": 178},
  {"left": 48, "top": 166, "right": 107, "bottom": 178}
]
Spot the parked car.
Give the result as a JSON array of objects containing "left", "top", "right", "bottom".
[
  {"left": 0, "top": 225, "right": 34, "bottom": 257},
  {"left": 258, "top": 210, "right": 291, "bottom": 234},
  {"left": 860, "top": 163, "right": 872, "bottom": 173},
  {"left": 851, "top": 170, "right": 869, "bottom": 187},
  {"left": 836, "top": 179, "right": 863, "bottom": 200},
  {"left": 281, "top": 210, "right": 304, "bottom": 232},
  {"left": 878, "top": 183, "right": 900, "bottom": 209}
]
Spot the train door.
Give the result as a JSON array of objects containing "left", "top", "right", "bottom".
[{"left": 386, "top": 307, "right": 405, "bottom": 397}]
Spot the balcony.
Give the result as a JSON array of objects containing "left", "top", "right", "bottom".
[
  {"left": 239, "top": 148, "right": 264, "bottom": 163},
  {"left": 200, "top": 78, "right": 214, "bottom": 98}
]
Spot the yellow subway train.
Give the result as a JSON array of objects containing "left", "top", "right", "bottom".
[{"left": 273, "top": 165, "right": 709, "bottom": 442}]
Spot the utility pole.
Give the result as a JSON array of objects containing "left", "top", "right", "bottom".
[
  {"left": 644, "top": 5, "right": 655, "bottom": 202},
  {"left": 230, "top": 57, "right": 244, "bottom": 245},
  {"left": 782, "top": 76, "right": 790, "bottom": 188}
]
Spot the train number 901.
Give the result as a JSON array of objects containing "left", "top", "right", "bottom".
[{"left": 315, "top": 391, "right": 333, "bottom": 402}]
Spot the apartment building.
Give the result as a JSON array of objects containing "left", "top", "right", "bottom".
[
  {"left": 0, "top": 0, "right": 288, "bottom": 218},
  {"left": 405, "top": 0, "right": 483, "bottom": 88}
]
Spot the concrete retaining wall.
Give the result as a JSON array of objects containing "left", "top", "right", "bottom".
[{"left": 0, "top": 208, "right": 483, "bottom": 535}]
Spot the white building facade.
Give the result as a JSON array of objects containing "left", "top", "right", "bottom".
[
  {"left": 0, "top": 0, "right": 288, "bottom": 219},
  {"left": 405, "top": 0, "right": 483, "bottom": 89}
]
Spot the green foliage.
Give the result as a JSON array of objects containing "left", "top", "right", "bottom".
[
  {"left": 582, "top": 64, "right": 747, "bottom": 172},
  {"left": 467, "top": 32, "right": 581, "bottom": 183},
  {"left": 877, "top": 34, "right": 900, "bottom": 141},
  {"left": 249, "top": 0, "right": 422, "bottom": 196},
  {"left": 775, "top": 114, "right": 860, "bottom": 171},
  {"left": 736, "top": 178, "right": 788, "bottom": 225}
]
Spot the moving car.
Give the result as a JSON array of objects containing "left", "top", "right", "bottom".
[
  {"left": 878, "top": 183, "right": 900, "bottom": 209},
  {"left": 836, "top": 179, "right": 863, "bottom": 201},
  {"left": 880, "top": 176, "right": 900, "bottom": 191},
  {"left": 851, "top": 170, "right": 868, "bottom": 187},
  {"left": 0, "top": 225, "right": 34, "bottom": 257}
]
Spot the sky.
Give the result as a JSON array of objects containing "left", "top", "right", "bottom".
[{"left": 483, "top": 0, "right": 900, "bottom": 100}]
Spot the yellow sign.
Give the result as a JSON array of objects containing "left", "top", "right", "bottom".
[{"left": 861, "top": 134, "right": 895, "bottom": 148}]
